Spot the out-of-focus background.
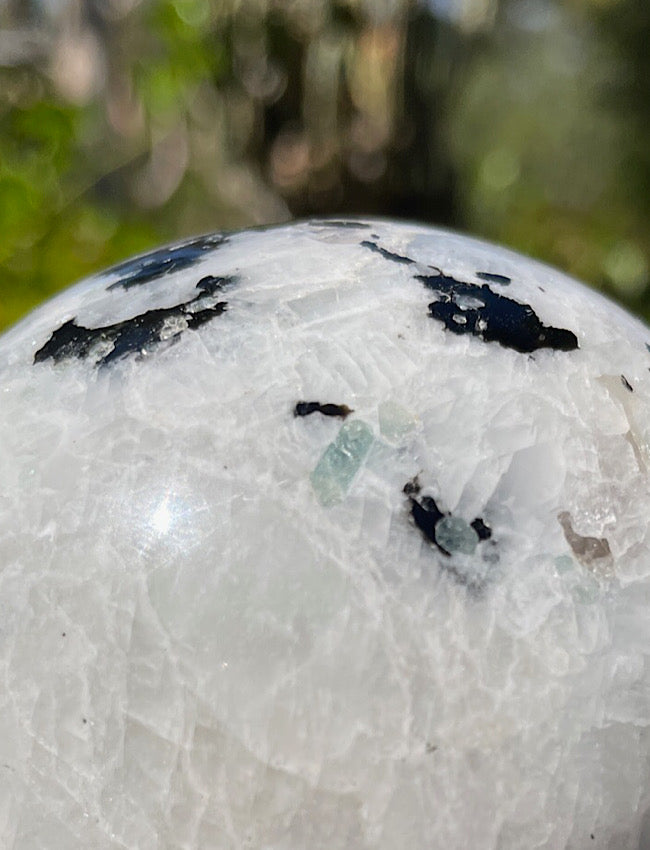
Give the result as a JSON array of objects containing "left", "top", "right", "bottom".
[{"left": 0, "top": 0, "right": 648, "bottom": 330}]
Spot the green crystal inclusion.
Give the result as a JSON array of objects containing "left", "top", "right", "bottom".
[{"left": 311, "top": 420, "right": 374, "bottom": 506}]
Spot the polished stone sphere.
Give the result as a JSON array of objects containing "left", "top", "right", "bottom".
[{"left": 1, "top": 219, "right": 650, "bottom": 849}]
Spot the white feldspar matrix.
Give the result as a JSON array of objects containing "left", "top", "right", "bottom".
[{"left": 1, "top": 219, "right": 650, "bottom": 850}]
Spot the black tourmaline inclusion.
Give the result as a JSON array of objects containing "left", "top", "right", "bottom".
[
  {"left": 106, "top": 234, "right": 228, "bottom": 291},
  {"left": 357, "top": 233, "right": 577, "bottom": 354},
  {"left": 476, "top": 271, "right": 511, "bottom": 285},
  {"left": 294, "top": 401, "right": 353, "bottom": 419},
  {"left": 35, "top": 276, "right": 234, "bottom": 367},
  {"left": 416, "top": 274, "right": 578, "bottom": 354},
  {"left": 360, "top": 240, "right": 415, "bottom": 266}
]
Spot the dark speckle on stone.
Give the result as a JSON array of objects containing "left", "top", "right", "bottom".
[
  {"left": 106, "top": 234, "right": 228, "bottom": 290},
  {"left": 360, "top": 240, "right": 415, "bottom": 266},
  {"left": 409, "top": 494, "right": 449, "bottom": 554},
  {"left": 34, "top": 276, "right": 235, "bottom": 368},
  {"left": 294, "top": 401, "right": 353, "bottom": 419},
  {"left": 195, "top": 275, "right": 232, "bottom": 295},
  {"left": 476, "top": 271, "right": 511, "bottom": 285},
  {"left": 471, "top": 517, "right": 492, "bottom": 540},
  {"left": 403, "top": 474, "right": 421, "bottom": 496},
  {"left": 621, "top": 374, "right": 634, "bottom": 392},
  {"left": 416, "top": 272, "right": 578, "bottom": 354}
]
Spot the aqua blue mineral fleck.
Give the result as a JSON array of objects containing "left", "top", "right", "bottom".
[
  {"left": 311, "top": 420, "right": 374, "bottom": 506},
  {"left": 378, "top": 400, "right": 417, "bottom": 444},
  {"left": 554, "top": 555, "right": 575, "bottom": 574},
  {"left": 435, "top": 516, "right": 479, "bottom": 555}
]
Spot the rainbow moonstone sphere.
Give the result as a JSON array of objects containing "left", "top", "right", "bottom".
[{"left": 1, "top": 219, "right": 650, "bottom": 850}]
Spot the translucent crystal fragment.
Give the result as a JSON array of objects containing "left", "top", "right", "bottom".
[
  {"left": 311, "top": 419, "right": 374, "bottom": 506},
  {"left": 378, "top": 400, "right": 417, "bottom": 444},
  {"left": 554, "top": 555, "right": 575, "bottom": 574},
  {"left": 435, "top": 515, "right": 479, "bottom": 554}
]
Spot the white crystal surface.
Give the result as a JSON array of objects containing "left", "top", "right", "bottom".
[{"left": 1, "top": 219, "right": 650, "bottom": 849}]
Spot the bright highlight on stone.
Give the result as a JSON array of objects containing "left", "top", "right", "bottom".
[{"left": 1, "top": 218, "right": 650, "bottom": 849}]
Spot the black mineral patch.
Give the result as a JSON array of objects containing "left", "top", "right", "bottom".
[
  {"left": 476, "top": 271, "right": 511, "bottom": 285},
  {"left": 35, "top": 276, "right": 234, "bottom": 367},
  {"left": 360, "top": 240, "right": 415, "bottom": 266},
  {"left": 471, "top": 517, "right": 492, "bottom": 540},
  {"left": 416, "top": 272, "right": 578, "bottom": 354},
  {"left": 106, "top": 234, "right": 228, "bottom": 291},
  {"left": 402, "top": 474, "right": 421, "bottom": 496},
  {"left": 621, "top": 374, "right": 634, "bottom": 392},
  {"left": 195, "top": 275, "right": 232, "bottom": 295},
  {"left": 409, "top": 495, "right": 449, "bottom": 555},
  {"left": 294, "top": 401, "right": 353, "bottom": 419}
]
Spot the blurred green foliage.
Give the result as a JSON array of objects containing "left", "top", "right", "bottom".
[{"left": 0, "top": 0, "right": 649, "bottom": 330}]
